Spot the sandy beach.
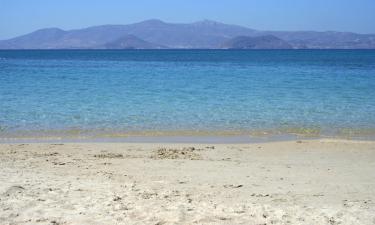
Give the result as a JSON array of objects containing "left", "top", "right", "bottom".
[{"left": 0, "top": 139, "right": 375, "bottom": 225}]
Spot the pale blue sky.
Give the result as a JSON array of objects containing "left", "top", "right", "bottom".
[{"left": 0, "top": 0, "right": 374, "bottom": 40}]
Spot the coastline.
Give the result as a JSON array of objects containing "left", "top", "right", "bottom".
[
  {"left": 1, "top": 139, "right": 375, "bottom": 224},
  {"left": 1, "top": 133, "right": 375, "bottom": 144},
  {"left": 2, "top": 127, "right": 375, "bottom": 144}
]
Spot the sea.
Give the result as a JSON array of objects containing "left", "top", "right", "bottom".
[{"left": 0, "top": 50, "right": 375, "bottom": 142}]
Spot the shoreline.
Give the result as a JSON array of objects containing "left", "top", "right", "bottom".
[
  {"left": 1, "top": 133, "right": 375, "bottom": 144},
  {"left": 2, "top": 126, "right": 375, "bottom": 144},
  {"left": 0, "top": 134, "right": 307, "bottom": 144}
]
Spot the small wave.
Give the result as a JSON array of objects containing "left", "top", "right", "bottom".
[
  {"left": 276, "top": 127, "right": 321, "bottom": 137},
  {"left": 337, "top": 128, "right": 375, "bottom": 137}
]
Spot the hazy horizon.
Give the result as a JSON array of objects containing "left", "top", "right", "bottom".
[{"left": 1, "top": 0, "right": 375, "bottom": 40}]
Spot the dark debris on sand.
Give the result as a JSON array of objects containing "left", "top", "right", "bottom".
[{"left": 151, "top": 147, "right": 202, "bottom": 160}]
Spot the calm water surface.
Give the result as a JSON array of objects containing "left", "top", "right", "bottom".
[{"left": 0, "top": 50, "right": 375, "bottom": 139}]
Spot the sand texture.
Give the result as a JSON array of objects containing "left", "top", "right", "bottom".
[{"left": 1, "top": 139, "right": 375, "bottom": 224}]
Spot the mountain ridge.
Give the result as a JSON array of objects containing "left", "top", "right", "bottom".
[{"left": 1, "top": 19, "right": 374, "bottom": 49}]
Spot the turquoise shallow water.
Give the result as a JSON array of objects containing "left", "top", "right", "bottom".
[{"left": 0, "top": 50, "right": 375, "bottom": 139}]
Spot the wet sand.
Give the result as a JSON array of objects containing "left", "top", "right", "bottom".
[{"left": 1, "top": 139, "right": 375, "bottom": 224}]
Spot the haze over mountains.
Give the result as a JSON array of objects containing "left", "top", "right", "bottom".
[{"left": 1, "top": 19, "right": 375, "bottom": 49}]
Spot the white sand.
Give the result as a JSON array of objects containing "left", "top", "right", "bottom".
[{"left": 1, "top": 139, "right": 375, "bottom": 224}]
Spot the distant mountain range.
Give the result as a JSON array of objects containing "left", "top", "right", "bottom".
[{"left": 1, "top": 19, "right": 375, "bottom": 49}]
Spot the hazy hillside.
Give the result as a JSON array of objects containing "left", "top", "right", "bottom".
[
  {"left": 103, "top": 35, "right": 166, "bottom": 49},
  {"left": 0, "top": 19, "right": 374, "bottom": 49},
  {"left": 265, "top": 31, "right": 375, "bottom": 49},
  {"left": 221, "top": 35, "right": 293, "bottom": 49}
]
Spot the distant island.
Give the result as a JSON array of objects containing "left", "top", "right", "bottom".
[{"left": 1, "top": 19, "right": 374, "bottom": 49}]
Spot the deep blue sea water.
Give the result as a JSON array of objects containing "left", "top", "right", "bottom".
[{"left": 0, "top": 50, "right": 375, "bottom": 140}]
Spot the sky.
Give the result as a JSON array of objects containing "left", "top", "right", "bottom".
[{"left": 0, "top": 0, "right": 374, "bottom": 40}]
